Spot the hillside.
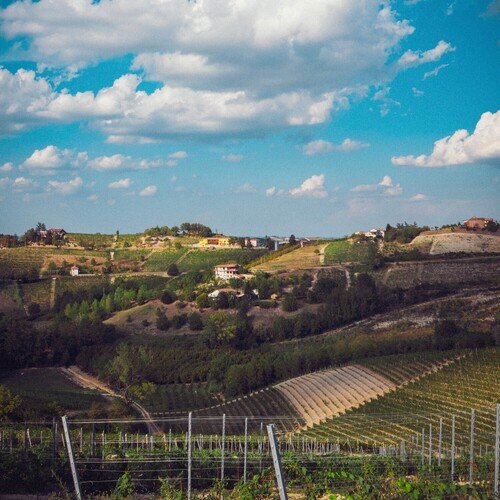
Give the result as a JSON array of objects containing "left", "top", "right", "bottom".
[
  {"left": 411, "top": 231, "right": 500, "bottom": 255},
  {"left": 184, "top": 351, "right": 464, "bottom": 434},
  {"left": 304, "top": 348, "right": 500, "bottom": 448},
  {"left": 251, "top": 243, "right": 327, "bottom": 272}
]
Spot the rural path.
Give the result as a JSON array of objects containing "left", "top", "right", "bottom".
[{"left": 64, "top": 366, "right": 160, "bottom": 434}]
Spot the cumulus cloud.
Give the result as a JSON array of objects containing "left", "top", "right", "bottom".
[
  {"left": 0, "top": 162, "right": 13, "bottom": 172},
  {"left": 47, "top": 176, "right": 83, "bottom": 195},
  {"left": 87, "top": 153, "right": 165, "bottom": 171},
  {"left": 0, "top": 1, "right": 437, "bottom": 140},
  {"left": 397, "top": 40, "right": 455, "bottom": 69},
  {"left": 409, "top": 193, "right": 428, "bottom": 201},
  {"left": 12, "top": 176, "right": 38, "bottom": 191},
  {"left": 351, "top": 175, "right": 403, "bottom": 196},
  {"left": 222, "top": 153, "right": 244, "bottom": 163},
  {"left": 266, "top": 186, "right": 277, "bottom": 197},
  {"left": 303, "top": 138, "right": 369, "bottom": 155},
  {"left": 139, "top": 185, "right": 157, "bottom": 196},
  {"left": 392, "top": 111, "right": 500, "bottom": 167},
  {"left": 108, "top": 178, "right": 132, "bottom": 189},
  {"left": 21, "top": 145, "right": 88, "bottom": 175},
  {"left": 290, "top": 174, "right": 327, "bottom": 198}
]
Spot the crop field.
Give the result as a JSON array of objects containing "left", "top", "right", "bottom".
[
  {"left": 252, "top": 244, "right": 325, "bottom": 272},
  {"left": 20, "top": 279, "right": 52, "bottom": 309},
  {"left": 144, "top": 383, "right": 221, "bottom": 413},
  {"left": 142, "top": 248, "right": 188, "bottom": 271},
  {"left": 304, "top": 348, "right": 500, "bottom": 447},
  {"left": 0, "top": 247, "right": 46, "bottom": 279},
  {"left": 324, "top": 239, "right": 373, "bottom": 264},
  {"left": 178, "top": 248, "right": 267, "bottom": 272},
  {"left": 0, "top": 367, "right": 108, "bottom": 412},
  {"left": 0, "top": 281, "right": 23, "bottom": 315}
]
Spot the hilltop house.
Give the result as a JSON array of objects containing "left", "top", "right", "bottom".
[
  {"left": 70, "top": 265, "right": 79, "bottom": 276},
  {"left": 38, "top": 228, "right": 67, "bottom": 240},
  {"left": 355, "top": 228, "right": 385, "bottom": 240},
  {"left": 464, "top": 217, "right": 494, "bottom": 230},
  {"left": 214, "top": 263, "right": 240, "bottom": 281},
  {"left": 244, "top": 237, "right": 266, "bottom": 248},
  {"left": 198, "top": 236, "right": 232, "bottom": 247}
]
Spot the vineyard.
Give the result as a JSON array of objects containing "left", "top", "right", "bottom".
[
  {"left": 0, "top": 247, "right": 45, "bottom": 279},
  {"left": 142, "top": 248, "right": 188, "bottom": 271},
  {"left": 145, "top": 383, "right": 221, "bottom": 413},
  {"left": 305, "top": 349, "right": 500, "bottom": 447},
  {"left": 324, "top": 239, "right": 373, "bottom": 264},
  {"left": 177, "top": 248, "right": 267, "bottom": 273}
]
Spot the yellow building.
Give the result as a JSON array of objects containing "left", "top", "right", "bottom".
[{"left": 198, "top": 237, "right": 231, "bottom": 247}]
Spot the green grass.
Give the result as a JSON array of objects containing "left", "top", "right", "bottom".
[
  {"left": 142, "top": 383, "right": 220, "bottom": 413},
  {"left": 178, "top": 248, "right": 267, "bottom": 272},
  {"left": 0, "top": 368, "right": 108, "bottom": 411},
  {"left": 142, "top": 249, "right": 188, "bottom": 271},
  {"left": 324, "top": 239, "right": 373, "bottom": 264},
  {"left": 304, "top": 348, "right": 500, "bottom": 447}
]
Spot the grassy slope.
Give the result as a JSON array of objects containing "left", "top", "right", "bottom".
[
  {"left": 252, "top": 244, "right": 325, "bottom": 272},
  {"left": 178, "top": 248, "right": 266, "bottom": 272},
  {"left": 0, "top": 367, "right": 108, "bottom": 412}
]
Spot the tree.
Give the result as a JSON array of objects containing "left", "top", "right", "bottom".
[
  {"left": 434, "top": 319, "right": 460, "bottom": 350},
  {"left": 27, "top": 302, "right": 41, "bottom": 320},
  {"left": 281, "top": 293, "right": 298, "bottom": 312},
  {"left": 203, "top": 311, "right": 237, "bottom": 348},
  {"left": 156, "top": 309, "right": 171, "bottom": 331},
  {"left": 188, "top": 312, "right": 204, "bottom": 330},
  {"left": 289, "top": 234, "right": 297, "bottom": 246},
  {"left": 160, "top": 290, "right": 177, "bottom": 304},
  {"left": 167, "top": 263, "right": 180, "bottom": 276}
]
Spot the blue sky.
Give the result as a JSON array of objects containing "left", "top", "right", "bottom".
[{"left": 0, "top": 0, "right": 498, "bottom": 236}]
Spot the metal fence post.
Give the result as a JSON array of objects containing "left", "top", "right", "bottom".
[
  {"left": 494, "top": 403, "right": 499, "bottom": 497},
  {"left": 187, "top": 412, "right": 192, "bottom": 500},
  {"left": 438, "top": 418, "right": 443, "bottom": 467},
  {"left": 267, "top": 424, "right": 288, "bottom": 500},
  {"left": 451, "top": 415, "right": 455, "bottom": 482},
  {"left": 61, "top": 416, "right": 82, "bottom": 500},
  {"left": 221, "top": 414, "right": 226, "bottom": 484},
  {"left": 428, "top": 424, "right": 432, "bottom": 467},
  {"left": 243, "top": 417, "right": 248, "bottom": 483},
  {"left": 470, "top": 409, "right": 475, "bottom": 486}
]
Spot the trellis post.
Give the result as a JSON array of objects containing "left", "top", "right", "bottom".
[
  {"left": 243, "top": 417, "right": 248, "bottom": 483},
  {"left": 221, "top": 414, "right": 226, "bottom": 485},
  {"left": 438, "top": 418, "right": 443, "bottom": 467},
  {"left": 187, "top": 412, "right": 192, "bottom": 500},
  {"left": 267, "top": 424, "right": 288, "bottom": 500},
  {"left": 451, "top": 415, "right": 456, "bottom": 482},
  {"left": 494, "top": 403, "right": 499, "bottom": 497},
  {"left": 469, "top": 409, "right": 475, "bottom": 486},
  {"left": 61, "top": 416, "right": 82, "bottom": 500}
]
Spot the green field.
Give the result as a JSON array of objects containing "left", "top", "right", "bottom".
[
  {"left": 178, "top": 248, "right": 267, "bottom": 272},
  {"left": 0, "top": 247, "right": 46, "bottom": 279},
  {"left": 142, "top": 383, "right": 220, "bottom": 413},
  {"left": 324, "top": 239, "right": 373, "bottom": 264},
  {"left": 0, "top": 368, "right": 109, "bottom": 412},
  {"left": 142, "top": 248, "right": 188, "bottom": 271},
  {"left": 304, "top": 348, "right": 500, "bottom": 447}
]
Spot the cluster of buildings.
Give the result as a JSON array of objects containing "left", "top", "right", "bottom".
[
  {"left": 463, "top": 217, "right": 495, "bottom": 230},
  {"left": 37, "top": 228, "right": 67, "bottom": 240},
  {"left": 354, "top": 228, "right": 385, "bottom": 240}
]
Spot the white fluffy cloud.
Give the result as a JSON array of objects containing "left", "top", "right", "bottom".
[
  {"left": 397, "top": 40, "right": 455, "bottom": 69},
  {"left": 139, "top": 185, "right": 157, "bottom": 197},
  {"left": 47, "top": 176, "right": 83, "bottom": 195},
  {"left": 0, "top": 176, "right": 39, "bottom": 191},
  {"left": 169, "top": 151, "right": 188, "bottom": 159},
  {"left": 21, "top": 145, "right": 88, "bottom": 175},
  {"left": 266, "top": 186, "right": 277, "bottom": 197},
  {"left": 290, "top": 174, "right": 327, "bottom": 198},
  {"left": 0, "top": 162, "right": 13, "bottom": 172},
  {"left": 108, "top": 178, "right": 132, "bottom": 189},
  {"left": 222, "top": 154, "right": 244, "bottom": 163},
  {"left": 392, "top": 111, "right": 500, "bottom": 167},
  {"left": 351, "top": 175, "right": 403, "bottom": 196},
  {"left": 303, "top": 138, "right": 369, "bottom": 155},
  {"left": 409, "top": 193, "right": 428, "bottom": 201},
  {"left": 0, "top": 1, "right": 438, "bottom": 140}
]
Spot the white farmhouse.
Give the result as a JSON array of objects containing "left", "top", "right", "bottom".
[{"left": 214, "top": 263, "right": 240, "bottom": 281}]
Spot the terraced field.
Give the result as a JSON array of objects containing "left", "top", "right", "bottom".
[
  {"left": 191, "top": 352, "right": 458, "bottom": 434},
  {"left": 305, "top": 348, "right": 500, "bottom": 447},
  {"left": 374, "top": 257, "right": 500, "bottom": 289},
  {"left": 20, "top": 279, "right": 52, "bottom": 309},
  {"left": 324, "top": 239, "right": 373, "bottom": 264},
  {"left": 0, "top": 247, "right": 45, "bottom": 279}
]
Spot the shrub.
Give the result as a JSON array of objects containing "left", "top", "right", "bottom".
[
  {"left": 27, "top": 302, "right": 41, "bottom": 320},
  {"left": 171, "top": 313, "right": 188, "bottom": 329},
  {"left": 167, "top": 263, "right": 180, "bottom": 276},
  {"left": 160, "top": 289, "right": 177, "bottom": 304},
  {"left": 188, "top": 312, "right": 204, "bottom": 331},
  {"left": 142, "top": 319, "right": 151, "bottom": 327},
  {"left": 155, "top": 309, "right": 170, "bottom": 331}
]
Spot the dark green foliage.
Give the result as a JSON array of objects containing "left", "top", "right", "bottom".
[
  {"left": 188, "top": 312, "right": 204, "bottom": 330},
  {"left": 161, "top": 289, "right": 177, "bottom": 304},
  {"left": 384, "top": 222, "right": 429, "bottom": 243},
  {"left": 27, "top": 302, "right": 41, "bottom": 319},
  {"left": 171, "top": 313, "right": 188, "bottom": 329},
  {"left": 281, "top": 293, "right": 298, "bottom": 312},
  {"left": 156, "top": 308, "right": 171, "bottom": 331},
  {"left": 167, "top": 263, "right": 180, "bottom": 276}
]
